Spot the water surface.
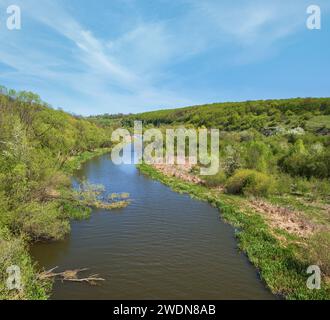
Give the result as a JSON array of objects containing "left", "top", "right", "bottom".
[{"left": 31, "top": 153, "right": 274, "bottom": 300}]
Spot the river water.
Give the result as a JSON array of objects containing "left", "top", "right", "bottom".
[{"left": 31, "top": 153, "right": 274, "bottom": 300}]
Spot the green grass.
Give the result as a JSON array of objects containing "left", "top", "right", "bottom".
[{"left": 138, "top": 163, "right": 330, "bottom": 300}]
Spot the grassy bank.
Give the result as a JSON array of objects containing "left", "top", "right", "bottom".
[{"left": 138, "top": 163, "right": 330, "bottom": 300}]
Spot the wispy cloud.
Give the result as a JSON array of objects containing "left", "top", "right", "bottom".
[{"left": 0, "top": 0, "right": 328, "bottom": 114}]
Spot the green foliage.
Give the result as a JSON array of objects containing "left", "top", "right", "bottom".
[
  {"left": 202, "top": 171, "right": 227, "bottom": 188},
  {"left": 244, "top": 141, "right": 270, "bottom": 172},
  {"left": 0, "top": 86, "right": 110, "bottom": 231},
  {"left": 307, "top": 232, "right": 330, "bottom": 276},
  {"left": 225, "top": 169, "right": 274, "bottom": 197},
  {"left": 0, "top": 228, "right": 50, "bottom": 300},
  {"left": 12, "top": 202, "right": 71, "bottom": 241},
  {"left": 273, "top": 174, "right": 293, "bottom": 195},
  {"left": 280, "top": 139, "right": 330, "bottom": 179},
  {"left": 222, "top": 145, "right": 242, "bottom": 176},
  {"left": 306, "top": 115, "right": 330, "bottom": 133},
  {"left": 122, "top": 98, "right": 330, "bottom": 132},
  {"left": 117, "top": 97, "right": 330, "bottom": 193},
  {"left": 1, "top": 86, "right": 329, "bottom": 299},
  {"left": 0, "top": 86, "right": 111, "bottom": 299}
]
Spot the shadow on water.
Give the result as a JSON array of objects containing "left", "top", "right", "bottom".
[{"left": 31, "top": 152, "right": 275, "bottom": 300}]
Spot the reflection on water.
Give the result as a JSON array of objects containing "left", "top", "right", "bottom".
[{"left": 31, "top": 153, "right": 274, "bottom": 300}]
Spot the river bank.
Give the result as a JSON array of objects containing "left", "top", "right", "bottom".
[
  {"left": 0, "top": 148, "right": 112, "bottom": 300},
  {"left": 137, "top": 163, "right": 330, "bottom": 300},
  {"left": 63, "top": 148, "right": 112, "bottom": 174}
]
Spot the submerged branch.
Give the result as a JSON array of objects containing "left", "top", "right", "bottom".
[{"left": 38, "top": 267, "right": 105, "bottom": 285}]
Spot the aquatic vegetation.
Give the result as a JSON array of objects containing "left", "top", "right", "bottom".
[
  {"left": 73, "top": 182, "right": 131, "bottom": 210},
  {"left": 108, "top": 192, "right": 130, "bottom": 201}
]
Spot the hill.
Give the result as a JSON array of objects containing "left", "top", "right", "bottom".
[{"left": 120, "top": 98, "right": 330, "bottom": 134}]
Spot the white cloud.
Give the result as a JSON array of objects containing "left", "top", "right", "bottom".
[{"left": 1, "top": 0, "right": 327, "bottom": 114}]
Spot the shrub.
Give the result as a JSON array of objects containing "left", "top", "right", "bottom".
[
  {"left": 244, "top": 141, "right": 270, "bottom": 173},
  {"left": 274, "top": 174, "right": 293, "bottom": 195},
  {"left": 223, "top": 145, "right": 242, "bottom": 176},
  {"left": 312, "top": 179, "right": 330, "bottom": 199},
  {"left": 225, "top": 169, "right": 274, "bottom": 197},
  {"left": 202, "top": 171, "right": 227, "bottom": 188},
  {"left": 12, "top": 202, "right": 70, "bottom": 241},
  {"left": 280, "top": 140, "right": 330, "bottom": 179},
  {"left": 292, "top": 178, "right": 312, "bottom": 195}
]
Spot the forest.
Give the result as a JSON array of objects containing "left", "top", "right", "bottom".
[{"left": 121, "top": 98, "right": 330, "bottom": 132}]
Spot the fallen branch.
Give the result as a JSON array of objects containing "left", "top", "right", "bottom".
[{"left": 38, "top": 267, "right": 105, "bottom": 285}]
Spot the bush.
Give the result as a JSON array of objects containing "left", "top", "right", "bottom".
[
  {"left": 225, "top": 169, "right": 274, "bottom": 197},
  {"left": 274, "top": 174, "right": 293, "bottom": 195},
  {"left": 244, "top": 141, "right": 270, "bottom": 173},
  {"left": 280, "top": 141, "right": 330, "bottom": 179},
  {"left": 202, "top": 171, "right": 227, "bottom": 188},
  {"left": 292, "top": 178, "right": 312, "bottom": 195},
  {"left": 11, "top": 202, "right": 70, "bottom": 241},
  {"left": 312, "top": 179, "right": 330, "bottom": 199}
]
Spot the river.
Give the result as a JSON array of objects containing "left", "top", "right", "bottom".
[{"left": 31, "top": 153, "right": 274, "bottom": 300}]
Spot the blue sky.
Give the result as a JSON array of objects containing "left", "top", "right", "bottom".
[{"left": 0, "top": 0, "right": 329, "bottom": 115}]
